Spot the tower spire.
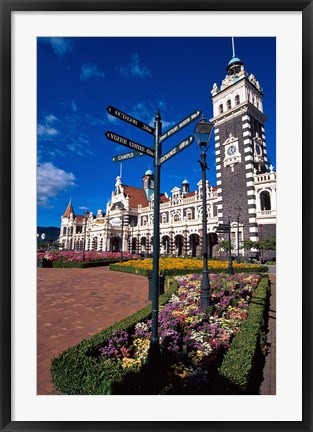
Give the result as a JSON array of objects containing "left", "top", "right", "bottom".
[
  {"left": 63, "top": 198, "right": 75, "bottom": 217},
  {"left": 232, "top": 37, "right": 236, "bottom": 57}
]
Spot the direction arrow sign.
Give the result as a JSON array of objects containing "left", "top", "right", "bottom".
[
  {"left": 216, "top": 229, "right": 229, "bottom": 233},
  {"left": 112, "top": 146, "right": 155, "bottom": 163},
  {"left": 107, "top": 106, "right": 155, "bottom": 135},
  {"left": 160, "top": 136, "right": 194, "bottom": 164},
  {"left": 159, "top": 110, "right": 201, "bottom": 143},
  {"left": 105, "top": 131, "right": 155, "bottom": 158}
]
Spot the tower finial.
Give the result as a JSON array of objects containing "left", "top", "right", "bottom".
[{"left": 232, "top": 37, "right": 236, "bottom": 58}]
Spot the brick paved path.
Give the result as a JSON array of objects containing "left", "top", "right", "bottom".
[{"left": 37, "top": 266, "right": 149, "bottom": 395}]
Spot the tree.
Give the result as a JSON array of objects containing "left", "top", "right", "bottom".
[{"left": 257, "top": 236, "right": 276, "bottom": 251}]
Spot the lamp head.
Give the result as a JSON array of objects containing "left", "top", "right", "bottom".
[{"left": 194, "top": 114, "right": 214, "bottom": 150}]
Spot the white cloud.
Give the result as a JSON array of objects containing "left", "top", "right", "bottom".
[
  {"left": 117, "top": 54, "right": 150, "bottom": 78},
  {"left": 37, "top": 114, "right": 59, "bottom": 139},
  {"left": 71, "top": 100, "right": 78, "bottom": 112},
  {"left": 42, "top": 37, "right": 72, "bottom": 57},
  {"left": 37, "top": 124, "right": 58, "bottom": 137},
  {"left": 80, "top": 63, "right": 105, "bottom": 81},
  {"left": 37, "top": 162, "right": 76, "bottom": 207}
]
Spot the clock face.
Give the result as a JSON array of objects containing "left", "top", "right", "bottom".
[
  {"left": 227, "top": 145, "right": 236, "bottom": 156},
  {"left": 255, "top": 144, "right": 262, "bottom": 155}
]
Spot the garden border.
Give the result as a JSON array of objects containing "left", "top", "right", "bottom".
[
  {"left": 50, "top": 275, "right": 270, "bottom": 395},
  {"left": 109, "top": 263, "right": 268, "bottom": 277}
]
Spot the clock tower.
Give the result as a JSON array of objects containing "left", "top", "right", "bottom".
[{"left": 210, "top": 43, "right": 269, "bottom": 245}]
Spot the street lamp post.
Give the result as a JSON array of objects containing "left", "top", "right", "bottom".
[
  {"left": 105, "top": 206, "right": 110, "bottom": 252},
  {"left": 130, "top": 220, "right": 135, "bottom": 254},
  {"left": 82, "top": 209, "right": 88, "bottom": 262},
  {"left": 194, "top": 115, "right": 214, "bottom": 311},
  {"left": 120, "top": 210, "right": 125, "bottom": 262},
  {"left": 235, "top": 206, "right": 241, "bottom": 263}
]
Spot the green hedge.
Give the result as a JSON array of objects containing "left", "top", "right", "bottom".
[
  {"left": 52, "top": 259, "right": 120, "bottom": 268},
  {"left": 218, "top": 275, "right": 270, "bottom": 393},
  {"left": 110, "top": 264, "right": 268, "bottom": 277},
  {"left": 50, "top": 278, "right": 178, "bottom": 394}
]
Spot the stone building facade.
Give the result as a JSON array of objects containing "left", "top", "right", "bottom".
[{"left": 59, "top": 49, "right": 276, "bottom": 260}]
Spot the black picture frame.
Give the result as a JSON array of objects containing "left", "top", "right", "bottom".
[{"left": 1, "top": 1, "right": 312, "bottom": 431}]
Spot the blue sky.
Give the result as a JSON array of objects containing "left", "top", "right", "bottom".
[{"left": 37, "top": 36, "right": 276, "bottom": 227}]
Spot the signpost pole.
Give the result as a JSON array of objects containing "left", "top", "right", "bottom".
[{"left": 148, "top": 110, "right": 162, "bottom": 365}]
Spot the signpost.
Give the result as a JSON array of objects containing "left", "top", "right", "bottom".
[
  {"left": 160, "top": 136, "right": 194, "bottom": 164},
  {"left": 106, "top": 106, "right": 200, "bottom": 366},
  {"left": 105, "top": 131, "right": 155, "bottom": 158},
  {"left": 112, "top": 146, "right": 155, "bottom": 163},
  {"left": 107, "top": 106, "right": 155, "bottom": 135},
  {"left": 159, "top": 110, "right": 201, "bottom": 142}
]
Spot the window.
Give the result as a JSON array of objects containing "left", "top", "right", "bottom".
[
  {"left": 227, "top": 99, "right": 231, "bottom": 110},
  {"left": 260, "top": 191, "right": 271, "bottom": 211},
  {"left": 219, "top": 104, "right": 223, "bottom": 114},
  {"left": 142, "top": 217, "right": 147, "bottom": 226},
  {"left": 161, "top": 213, "right": 168, "bottom": 224},
  {"left": 173, "top": 214, "right": 180, "bottom": 222},
  {"left": 235, "top": 95, "right": 240, "bottom": 105}
]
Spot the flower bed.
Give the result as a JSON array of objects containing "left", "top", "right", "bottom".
[
  {"left": 110, "top": 257, "right": 268, "bottom": 276},
  {"left": 37, "top": 251, "right": 141, "bottom": 268},
  {"left": 51, "top": 273, "right": 269, "bottom": 395}
]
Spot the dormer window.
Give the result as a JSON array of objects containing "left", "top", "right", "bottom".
[
  {"left": 235, "top": 95, "right": 240, "bottom": 105},
  {"left": 227, "top": 99, "right": 232, "bottom": 110},
  {"left": 219, "top": 104, "right": 223, "bottom": 114}
]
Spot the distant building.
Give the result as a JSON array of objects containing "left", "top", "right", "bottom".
[{"left": 59, "top": 47, "right": 276, "bottom": 259}]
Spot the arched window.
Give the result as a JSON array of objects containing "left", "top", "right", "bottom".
[
  {"left": 227, "top": 99, "right": 232, "bottom": 110},
  {"left": 235, "top": 95, "right": 240, "bottom": 105},
  {"left": 92, "top": 237, "right": 98, "bottom": 251},
  {"left": 173, "top": 214, "right": 180, "bottom": 222},
  {"left": 219, "top": 104, "right": 223, "bottom": 114},
  {"left": 260, "top": 191, "right": 271, "bottom": 211},
  {"left": 161, "top": 213, "right": 168, "bottom": 224}
]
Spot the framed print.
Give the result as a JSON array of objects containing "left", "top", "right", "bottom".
[{"left": 1, "top": 0, "right": 312, "bottom": 431}]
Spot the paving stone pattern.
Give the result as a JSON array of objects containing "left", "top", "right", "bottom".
[{"left": 37, "top": 266, "right": 149, "bottom": 395}]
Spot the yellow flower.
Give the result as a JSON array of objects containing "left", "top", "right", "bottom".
[
  {"left": 121, "top": 357, "right": 142, "bottom": 369},
  {"left": 111, "top": 257, "right": 263, "bottom": 272}
]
